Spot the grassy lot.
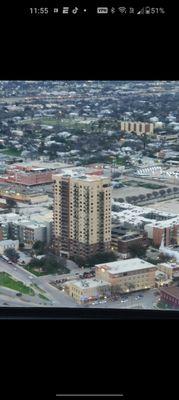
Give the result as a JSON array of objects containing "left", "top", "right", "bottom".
[
  {"left": 19, "top": 118, "right": 59, "bottom": 126},
  {"left": 38, "top": 118, "right": 61, "bottom": 126},
  {"left": 124, "top": 180, "right": 166, "bottom": 190},
  {"left": 19, "top": 117, "right": 96, "bottom": 131},
  {"left": 110, "top": 157, "right": 125, "bottom": 165},
  {"left": 0, "top": 148, "right": 22, "bottom": 156},
  {"left": 25, "top": 266, "right": 45, "bottom": 277},
  {"left": 39, "top": 293, "right": 50, "bottom": 301},
  {"left": 31, "top": 283, "right": 46, "bottom": 293},
  {"left": 25, "top": 264, "right": 69, "bottom": 276},
  {"left": 0, "top": 272, "right": 35, "bottom": 296}
]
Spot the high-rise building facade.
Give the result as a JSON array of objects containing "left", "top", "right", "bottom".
[
  {"left": 120, "top": 121, "right": 154, "bottom": 135},
  {"left": 53, "top": 174, "right": 111, "bottom": 258}
]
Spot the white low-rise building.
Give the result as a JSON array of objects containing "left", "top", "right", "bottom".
[{"left": 0, "top": 239, "right": 19, "bottom": 255}]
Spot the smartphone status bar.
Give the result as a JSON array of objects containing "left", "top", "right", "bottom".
[{"left": 26, "top": 6, "right": 167, "bottom": 17}]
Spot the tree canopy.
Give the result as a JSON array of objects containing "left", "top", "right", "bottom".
[{"left": 4, "top": 248, "right": 19, "bottom": 262}]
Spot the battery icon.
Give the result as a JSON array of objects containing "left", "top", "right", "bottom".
[{"left": 145, "top": 6, "right": 150, "bottom": 14}]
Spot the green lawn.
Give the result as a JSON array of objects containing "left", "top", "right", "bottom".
[
  {"left": 19, "top": 118, "right": 59, "bottom": 126},
  {"left": 1, "top": 148, "right": 22, "bottom": 156},
  {"left": 39, "top": 293, "right": 50, "bottom": 301},
  {"left": 31, "top": 283, "right": 46, "bottom": 293},
  {"left": 25, "top": 266, "right": 45, "bottom": 276},
  {"left": 25, "top": 264, "right": 69, "bottom": 276},
  {"left": 115, "top": 158, "right": 125, "bottom": 165},
  {"left": 38, "top": 118, "right": 61, "bottom": 126},
  {"left": 19, "top": 117, "right": 96, "bottom": 132},
  {"left": 0, "top": 272, "right": 35, "bottom": 296}
]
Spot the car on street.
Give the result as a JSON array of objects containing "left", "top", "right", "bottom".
[
  {"left": 121, "top": 296, "right": 129, "bottom": 303},
  {"left": 135, "top": 295, "right": 142, "bottom": 300}
]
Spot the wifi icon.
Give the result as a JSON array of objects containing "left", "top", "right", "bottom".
[{"left": 118, "top": 7, "right": 127, "bottom": 14}]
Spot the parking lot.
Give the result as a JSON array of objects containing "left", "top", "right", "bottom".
[
  {"left": 88, "top": 288, "right": 160, "bottom": 310},
  {"left": 149, "top": 198, "right": 179, "bottom": 214}
]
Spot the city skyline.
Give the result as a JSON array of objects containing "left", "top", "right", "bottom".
[{"left": 0, "top": 81, "right": 179, "bottom": 309}]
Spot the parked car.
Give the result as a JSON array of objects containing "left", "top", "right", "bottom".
[{"left": 121, "top": 296, "right": 129, "bottom": 303}]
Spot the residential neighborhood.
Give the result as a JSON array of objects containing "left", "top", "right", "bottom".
[{"left": 1, "top": 81, "right": 179, "bottom": 310}]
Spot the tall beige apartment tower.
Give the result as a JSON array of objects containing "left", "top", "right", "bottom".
[
  {"left": 53, "top": 174, "right": 111, "bottom": 258},
  {"left": 120, "top": 121, "right": 154, "bottom": 135}
]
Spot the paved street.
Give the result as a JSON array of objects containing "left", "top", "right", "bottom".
[
  {"left": 0, "top": 257, "right": 161, "bottom": 309},
  {"left": 0, "top": 258, "right": 77, "bottom": 307},
  {"left": 88, "top": 289, "right": 160, "bottom": 310}
]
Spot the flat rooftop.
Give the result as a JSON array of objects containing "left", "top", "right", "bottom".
[
  {"left": 112, "top": 201, "right": 179, "bottom": 227},
  {"left": 12, "top": 161, "right": 70, "bottom": 170},
  {"left": 66, "top": 279, "right": 110, "bottom": 289},
  {"left": 53, "top": 172, "right": 110, "bottom": 182},
  {"left": 96, "top": 258, "right": 156, "bottom": 274},
  {"left": 0, "top": 239, "right": 19, "bottom": 245},
  {"left": 159, "top": 262, "right": 179, "bottom": 269}
]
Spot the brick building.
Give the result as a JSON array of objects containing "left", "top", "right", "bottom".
[
  {"left": 111, "top": 226, "right": 148, "bottom": 256},
  {"left": 160, "top": 286, "right": 179, "bottom": 308}
]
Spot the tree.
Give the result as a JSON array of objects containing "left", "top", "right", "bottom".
[
  {"left": 131, "top": 196, "right": 138, "bottom": 203},
  {"left": 88, "top": 251, "right": 118, "bottom": 267},
  {"left": 6, "top": 198, "right": 17, "bottom": 208},
  {"left": 43, "top": 256, "right": 67, "bottom": 273},
  {"left": 159, "top": 189, "right": 166, "bottom": 197},
  {"left": 152, "top": 191, "right": 159, "bottom": 198},
  {"left": 27, "top": 255, "right": 68, "bottom": 274},
  {"left": 111, "top": 284, "right": 122, "bottom": 297},
  {"left": 4, "top": 248, "right": 19, "bottom": 262},
  {"left": 146, "top": 193, "right": 152, "bottom": 199},
  {"left": 33, "top": 240, "right": 46, "bottom": 255},
  {"left": 166, "top": 188, "right": 172, "bottom": 195},
  {"left": 72, "top": 251, "right": 118, "bottom": 268},
  {"left": 72, "top": 255, "right": 86, "bottom": 268},
  {"left": 49, "top": 143, "right": 57, "bottom": 160},
  {"left": 129, "top": 243, "right": 146, "bottom": 258},
  {"left": 140, "top": 132, "right": 149, "bottom": 150},
  {"left": 158, "top": 253, "right": 172, "bottom": 262},
  {"left": 139, "top": 194, "right": 146, "bottom": 201},
  {"left": 112, "top": 204, "right": 121, "bottom": 212},
  {"left": 38, "top": 139, "right": 45, "bottom": 155},
  {"left": 125, "top": 196, "right": 132, "bottom": 203}
]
